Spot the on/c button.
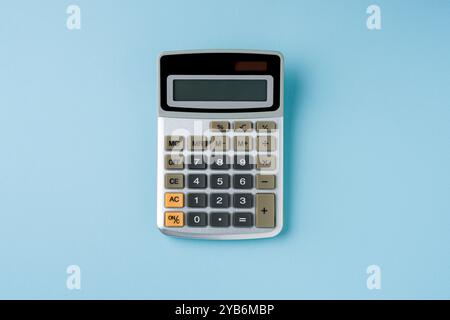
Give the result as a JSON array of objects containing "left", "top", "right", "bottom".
[{"left": 165, "top": 193, "right": 184, "bottom": 208}]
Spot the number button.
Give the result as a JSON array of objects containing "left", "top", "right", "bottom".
[
  {"left": 187, "top": 193, "right": 207, "bottom": 208},
  {"left": 187, "top": 212, "right": 207, "bottom": 227},
  {"left": 188, "top": 154, "right": 207, "bottom": 170},
  {"left": 210, "top": 174, "right": 230, "bottom": 189},
  {"left": 233, "top": 155, "right": 254, "bottom": 170},
  {"left": 188, "top": 174, "right": 207, "bottom": 189},
  {"left": 210, "top": 193, "right": 230, "bottom": 208},
  {"left": 233, "top": 193, "right": 254, "bottom": 208},
  {"left": 233, "top": 174, "right": 253, "bottom": 189},
  {"left": 210, "top": 212, "right": 230, "bottom": 227},
  {"left": 210, "top": 154, "right": 230, "bottom": 170}
]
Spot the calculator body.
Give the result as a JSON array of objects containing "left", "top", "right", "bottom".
[{"left": 157, "top": 50, "right": 283, "bottom": 240}]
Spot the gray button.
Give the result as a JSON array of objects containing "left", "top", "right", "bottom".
[
  {"left": 187, "top": 193, "right": 207, "bottom": 208},
  {"left": 210, "top": 154, "right": 230, "bottom": 170},
  {"left": 256, "top": 193, "right": 275, "bottom": 228},
  {"left": 233, "top": 121, "right": 253, "bottom": 132},
  {"left": 233, "top": 154, "right": 254, "bottom": 170},
  {"left": 210, "top": 212, "right": 230, "bottom": 227},
  {"left": 256, "top": 121, "right": 277, "bottom": 132},
  {"left": 233, "top": 174, "right": 253, "bottom": 189},
  {"left": 233, "top": 193, "right": 253, "bottom": 208},
  {"left": 188, "top": 154, "right": 207, "bottom": 170},
  {"left": 233, "top": 213, "right": 253, "bottom": 227},
  {"left": 210, "top": 174, "right": 230, "bottom": 189},
  {"left": 188, "top": 174, "right": 207, "bottom": 188},
  {"left": 210, "top": 193, "right": 230, "bottom": 208},
  {"left": 187, "top": 212, "right": 207, "bottom": 227}
]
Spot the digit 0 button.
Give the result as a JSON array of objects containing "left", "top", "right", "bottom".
[
  {"left": 256, "top": 193, "right": 275, "bottom": 228},
  {"left": 165, "top": 193, "right": 184, "bottom": 208},
  {"left": 165, "top": 212, "right": 184, "bottom": 227}
]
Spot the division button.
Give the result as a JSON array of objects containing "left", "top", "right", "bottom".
[
  {"left": 255, "top": 193, "right": 275, "bottom": 228},
  {"left": 256, "top": 136, "right": 276, "bottom": 152}
]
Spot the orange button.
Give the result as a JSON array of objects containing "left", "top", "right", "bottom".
[
  {"left": 165, "top": 212, "right": 184, "bottom": 227},
  {"left": 165, "top": 193, "right": 184, "bottom": 208}
]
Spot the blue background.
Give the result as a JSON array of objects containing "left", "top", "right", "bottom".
[{"left": 0, "top": 0, "right": 449, "bottom": 299}]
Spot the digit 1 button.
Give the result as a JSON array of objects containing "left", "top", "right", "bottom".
[
  {"left": 164, "top": 212, "right": 184, "bottom": 227},
  {"left": 187, "top": 193, "right": 207, "bottom": 208},
  {"left": 164, "top": 193, "right": 184, "bottom": 208},
  {"left": 256, "top": 193, "right": 275, "bottom": 228},
  {"left": 187, "top": 212, "right": 207, "bottom": 227},
  {"left": 165, "top": 174, "right": 184, "bottom": 189}
]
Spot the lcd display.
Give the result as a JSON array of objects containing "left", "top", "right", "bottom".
[{"left": 173, "top": 79, "right": 267, "bottom": 102}]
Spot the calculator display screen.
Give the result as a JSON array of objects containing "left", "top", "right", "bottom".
[{"left": 173, "top": 79, "right": 267, "bottom": 102}]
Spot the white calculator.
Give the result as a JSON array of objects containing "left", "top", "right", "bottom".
[{"left": 157, "top": 50, "right": 284, "bottom": 239}]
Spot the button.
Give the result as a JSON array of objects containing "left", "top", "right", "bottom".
[
  {"left": 164, "top": 212, "right": 184, "bottom": 227},
  {"left": 210, "top": 174, "right": 230, "bottom": 189},
  {"left": 188, "top": 154, "right": 207, "bottom": 170},
  {"left": 210, "top": 193, "right": 230, "bottom": 208},
  {"left": 165, "top": 154, "right": 184, "bottom": 170},
  {"left": 257, "top": 136, "right": 276, "bottom": 152},
  {"left": 233, "top": 174, "right": 253, "bottom": 189},
  {"left": 187, "top": 174, "right": 207, "bottom": 189},
  {"left": 165, "top": 174, "right": 184, "bottom": 189},
  {"left": 256, "top": 155, "right": 276, "bottom": 170},
  {"left": 165, "top": 136, "right": 184, "bottom": 151},
  {"left": 256, "top": 175, "right": 276, "bottom": 189},
  {"left": 187, "top": 212, "right": 207, "bottom": 227},
  {"left": 210, "top": 154, "right": 230, "bottom": 170},
  {"left": 233, "top": 154, "right": 254, "bottom": 170},
  {"left": 234, "top": 136, "right": 252, "bottom": 151},
  {"left": 233, "top": 213, "right": 253, "bottom": 227},
  {"left": 210, "top": 136, "right": 230, "bottom": 151},
  {"left": 233, "top": 193, "right": 253, "bottom": 208},
  {"left": 256, "top": 121, "right": 277, "bottom": 132},
  {"left": 164, "top": 193, "right": 184, "bottom": 208},
  {"left": 189, "top": 136, "right": 207, "bottom": 151},
  {"left": 187, "top": 193, "right": 207, "bottom": 208},
  {"left": 256, "top": 193, "right": 275, "bottom": 228},
  {"left": 210, "top": 121, "right": 230, "bottom": 132},
  {"left": 233, "top": 121, "right": 253, "bottom": 132},
  {"left": 210, "top": 212, "right": 230, "bottom": 227}
]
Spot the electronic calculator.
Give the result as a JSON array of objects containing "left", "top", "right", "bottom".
[{"left": 157, "top": 50, "right": 284, "bottom": 239}]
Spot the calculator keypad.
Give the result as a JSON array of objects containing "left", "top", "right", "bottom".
[{"left": 162, "top": 120, "right": 278, "bottom": 231}]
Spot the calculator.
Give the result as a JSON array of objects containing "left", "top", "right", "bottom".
[{"left": 157, "top": 50, "right": 284, "bottom": 239}]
